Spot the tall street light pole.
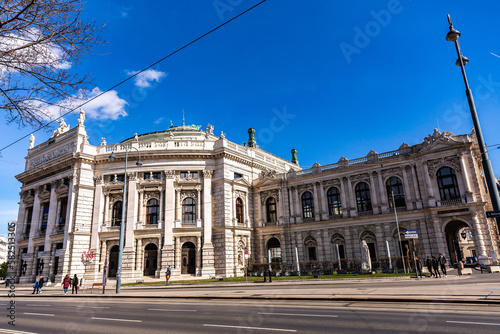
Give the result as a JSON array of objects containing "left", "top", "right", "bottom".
[
  {"left": 446, "top": 15, "right": 500, "bottom": 236},
  {"left": 109, "top": 146, "right": 142, "bottom": 293}
]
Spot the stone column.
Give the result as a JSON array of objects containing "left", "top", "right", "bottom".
[
  {"left": 196, "top": 236, "right": 202, "bottom": 276},
  {"left": 287, "top": 188, "right": 295, "bottom": 223},
  {"left": 175, "top": 187, "right": 181, "bottom": 222},
  {"left": 294, "top": 187, "right": 302, "bottom": 223},
  {"left": 255, "top": 191, "right": 262, "bottom": 227},
  {"left": 312, "top": 183, "right": 320, "bottom": 222},
  {"left": 103, "top": 192, "right": 109, "bottom": 225},
  {"left": 159, "top": 187, "right": 164, "bottom": 226},
  {"left": 137, "top": 189, "right": 143, "bottom": 224},
  {"left": 196, "top": 187, "right": 202, "bottom": 227},
  {"left": 202, "top": 170, "right": 215, "bottom": 277},
  {"left": 402, "top": 166, "right": 414, "bottom": 210},
  {"left": 459, "top": 154, "right": 474, "bottom": 203},
  {"left": 340, "top": 178, "right": 349, "bottom": 218},
  {"left": 472, "top": 215, "right": 489, "bottom": 264},
  {"left": 91, "top": 177, "right": 104, "bottom": 251},
  {"left": 422, "top": 161, "right": 436, "bottom": 207},
  {"left": 432, "top": 218, "right": 448, "bottom": 256},
  {"left": 135, "top": 238, "right": 142, "bottom": 274},
  {"left": 320, "top": 182, "right": 329, "bottom": 220},
  {"left": 347, "top": 177, "right": 357, "bottom": 217},
  {"left": 377, "top": 171, "right": 388, "bottom": 212},
  {"left": 162, "top": 171, "right": 175, "bottom": 275},
  {"left": 369, "top": 172, "right": 379, "bottom": 214},
  {"left": 411, "top": 164, "right": 423, "bottom": 209},
  {"left": 122, "top": 174, "right": 138, "bottom": 278},
  {"left": 42, "top": 184, "right": 58, "bottom": 276},
  {"left": 245, "top": 192, "right": 250, "bottom": 227}
]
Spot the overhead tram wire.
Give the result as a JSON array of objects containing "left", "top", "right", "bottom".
[{"left": 0, "top": 0, "right": 268, "bottom": 154}]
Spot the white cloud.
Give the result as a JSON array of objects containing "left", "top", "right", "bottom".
[
  {"left": 82, "top": 88, "right": 128, "bottom": 120},
  {"left": 127, "top": 69, "right": 167, "bottom": 88},
  {"left": 154, "top": 117, "right": 164, "bottom": 125},
  {"left": 34, "top": 87, "right": 128, "bottom": 121}
]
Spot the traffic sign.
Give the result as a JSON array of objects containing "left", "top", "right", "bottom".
[
  {"left": 404, "top": 230, "right": 418, "bottom": 239},
  {"left": 244, "top": 248, "right": 248, "bottom": 255},
  {"left": 486, "top": 210, "right": 500, "bottom": 218}
]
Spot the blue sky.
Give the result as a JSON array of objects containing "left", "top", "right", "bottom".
[{"left": 1, "top": 0, "right": 500, "bottom": 237}]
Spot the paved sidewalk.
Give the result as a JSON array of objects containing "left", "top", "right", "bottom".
[{"left": 9, "top": 271, "right": 500, "bottom": 304}]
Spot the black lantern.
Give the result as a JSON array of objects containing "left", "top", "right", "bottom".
[{"left": 461, "top": 231, "right": 467, "bottom": 240}]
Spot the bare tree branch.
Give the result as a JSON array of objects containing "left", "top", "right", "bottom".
[{"left": 0, "top": 0, "right": 105, "bottom": 128}]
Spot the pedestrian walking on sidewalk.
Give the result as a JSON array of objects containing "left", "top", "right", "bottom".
[
  {"left": 432, "top": 256, "right": 441, "bottom": 278},
  {"left": 425, "top": 256, "right": 434, "bottom": 277},
  {"left": 72, "top": 274, "right": 79, "bottom": 294},
  {"left": 32, "top": 277, "right": 40, "bottom": 294},
  {"left": 62, "top": 274, "right": 71, "bottom": 295},
  {"left": 38, "top": 276, "right": 44, "bottom": 294},
  {"left": 438, "top": 253, "right": 447, "bottom": 277},
  {"left": 166, "top": 266, "right": 171, "bottom": 286},
  {"left": 415, "top": 257, "right": 423, "bottom": 280}
]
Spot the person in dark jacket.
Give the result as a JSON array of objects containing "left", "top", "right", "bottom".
[
  {"left": 432, "top": 256, "right": 441, "bottom": 278},
  {"left": 415, "top": 257, "right": 423, "bottom": 280},
  {"left": 425, "top": 256, "right": 434, "bottom": 277},
  {"left": 38, "top": 276, "right": 44, "bottom": 294},
  {"left": 72, "top": 274, "right": 79, "bottom": 294},
  {"left": 438, "top": 253, "right": 447, "bottom": 277}
]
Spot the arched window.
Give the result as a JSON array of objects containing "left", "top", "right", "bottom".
[
  {"left": 355, "top": 182, "right": 372, "bottom": 212},
  {"left": 437, "top": 167, "right": 460, "bottom": 201},
  {"left": 182, "top": 197, "right": 196, "bottom": 224},
  {"left": 112, "top": 201, "right": 122, "bottom": 226},
  {"left": 301, "top": 191, "right": 314, "bottom": 219},
  {"left": 266, "top": 197, "right": 277, "bottom": 223},
  {"left": 146, "top": 198, "right": 159, "bottom": 224},
  {"left": 327, "top": 187, "right": 342, "bottom": 216},
  {"left": 304, "top": 236, "right": 317, "bottom": 261},
  {"left": 236, "top": 198, "right": 244, "bottom": 224},
  {"left": 386, "top": 177, "right": 406, "bottom": 208}
]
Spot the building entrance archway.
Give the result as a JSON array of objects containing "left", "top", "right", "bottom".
[
  {"left": 445, "top": 220, "right": 475, "bottom": 265},
  {"left": 267, "top": 237, "right": 282, "bottom": 263},
  {"left": 181, "top": 242, "right": 196, "bottom": 275},
  {"left": 143, "top": 243, "right": 158, "bottom": 276},
  {"left": 108, "top": 245, "right": 119, "bottom": 277}
]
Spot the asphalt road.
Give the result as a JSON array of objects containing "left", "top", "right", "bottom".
[{"left": 2, "top": 298, "right": 500, "bottom": 334}]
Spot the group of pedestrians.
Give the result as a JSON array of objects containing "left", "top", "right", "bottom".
[
  {"left": 416, "top": 253, "right": 447, "bottom": 279},
  {"left": 32, "top": 276, "right": 44, "bottom": 294},
  {"left": 62, "top": 274, "right": 80, "bottom": 295}
]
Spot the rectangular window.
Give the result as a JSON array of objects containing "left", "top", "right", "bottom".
[
  {"left": 115, "top": 174, "right": 125, "bottom": 182},
  {"left": 25, "top": 207, "right": 33, "bottom": 235},
  {"left": 308, "top": 247, "right": 317, "bottom": 261},
  {"left": 40, "top": 205, "right": 49, "bottom": 231},
  {"left": 180, "top": 171, "right": 198, "bottom": 179},
  {"left": 144, "top": 172, "right": 161, "bottom": 180},
  {"left": 180, "top": 171, "right": 188, "bottom": 179},
  {"left": 58, "top": 198, "right": 68, "bottom": 231},
  {"left": 234, "top": 173, "right": 243, "bottom": 179}
]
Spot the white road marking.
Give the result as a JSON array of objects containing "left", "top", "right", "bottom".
[
  {"left": 203, "top": 324, "right": 296, "bottom": 332},
  {"left": 447, "top": 320, "right": 500, "bottom": 326},
  {"left": 91, "top": 317, "right": 142, "bottom": 323},
  {"left": 148, "top": 308, "right": 197, "bottom": 312},
  {"left": 259, "top": 312, "right": 338, "bottom": 318},
  {"left": 26, "top": 304, "right": 51, "bottom": 307},
  {"left": 79, "top": 306, "right": 110, "bottom": 309},
  {"left": 22, "top": 312, "right": 54, "bottom": 317},
  {"left": 0, "top": 329, "right": 42, "bottom": 334}
]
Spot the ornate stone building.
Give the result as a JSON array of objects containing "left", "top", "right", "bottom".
[{"left": 11, "top": 112, "right": 500, "bottom": 283}]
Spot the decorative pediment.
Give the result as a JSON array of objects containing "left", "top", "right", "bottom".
[
  {"left": 180, "top": 191, "right": 197, "bottom": 201},
  {"left": 297, "top": 183, "right": 313, "bottom": 193},
  {"left": 259, "top": 169, "right": 278, "bottom": 180},
  {"left": 235, "top": 190, "right": 247, "bottom": 199},
  {"left": 381, "top": 167, "right": 403, "bottom": 179},
  {"left": 419, "top": 129, "right": 459, "bottom": 153},
  {"left": 233, "top": 176, "right": 251, "bottom": 187}
]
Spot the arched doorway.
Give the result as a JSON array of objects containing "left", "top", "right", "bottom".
[
  {"left": 143, "top": 243, "right": 158, "bottom": 276},
  {"left": 108, "top": 245, "right": 119, "bottom": 277},
  {"left": 445, "top": 220, "right": 475, "bottom": 265},
  {"left": 267, "top": 237, "right": 282, "bottom": 263},
  {"left": 181, "top": 242, "right": 196, "bottom": 275}
]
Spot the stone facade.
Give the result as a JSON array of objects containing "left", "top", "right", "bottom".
[{"left": 10, "top": 117, "right": 500, "bottom": 283}]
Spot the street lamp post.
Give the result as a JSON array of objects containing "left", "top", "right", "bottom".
[
  {"left": 446, "top": 15, "right": 500, "bottom": 236},
  {"left": 109, "top": 146, "right": 142, "bottom": 293}
]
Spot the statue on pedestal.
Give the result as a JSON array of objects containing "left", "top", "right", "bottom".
[{"left": 361, "top": 240, "right": 372, "bottom": 272}]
